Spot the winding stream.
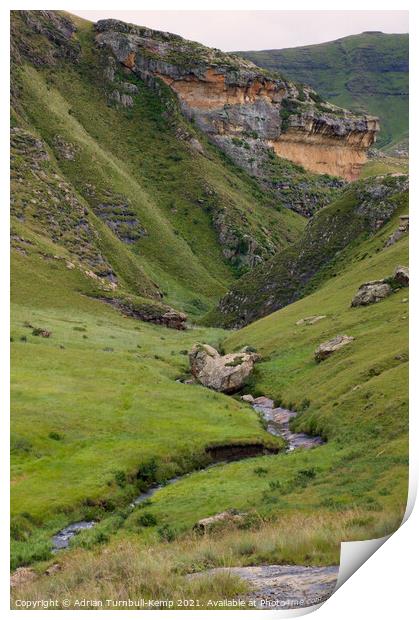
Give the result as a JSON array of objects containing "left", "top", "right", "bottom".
[{"left": 51, "top": 396, "right": 324, "bottom": 551}]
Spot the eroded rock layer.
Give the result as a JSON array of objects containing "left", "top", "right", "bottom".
[{"left": 95, "top": 19, "right": 379, "bottom": 183}]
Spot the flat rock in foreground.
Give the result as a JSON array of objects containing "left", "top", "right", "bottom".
[{"left": 189, "top": 564, "right": 339, "bottom": 609}]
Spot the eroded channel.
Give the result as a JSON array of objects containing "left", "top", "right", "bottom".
[{"left": 51, "top": 396, "right": 324, "bottom": 550}]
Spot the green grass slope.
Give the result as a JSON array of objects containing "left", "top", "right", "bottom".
[
  {"left": 206, "top": 175, "right": 408, "bottom": 327},
  {"left": 11, "top": 192, "right": 408, "bottom": 595},
  {"left": 10, "top": 252, "right": 283, "bottom": 568},
  {"left": 11, "top": 11, "right": 305, "bottom": 321},
  {"left": 108, "top": 207, "right": 408, "bottom": 557},
  {"left": 238, "top": 32, "right": 408, "bottom": 149}
]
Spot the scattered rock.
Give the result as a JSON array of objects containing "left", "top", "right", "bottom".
[
  {"left": 189, "top": 344, "right": 260, "bottom": 393},
  {"left": 296, "top": 315, "right": 327, "bottom": 326},
  {"left": 10, "top": 567, "right": 36, "bottom": 588},
  {"left": 32, "top": 327, "right": 51, "bottom": 337},
  {"left": 385, "top": 215, "right": 409, "bottom": 247},
  {"left": 351, "top": 280, "right": 392, "bottom": 307},
  {"left": 45, "top": 563, "right": 61, "bottom": 576},
  {"left": 53, "top": 135, "right": 77, "bottom": 160},
  {"left": 314, "top": 335, "right": 354, "bottom": 362},
  {"left": 194, "top": 510, "right": 246, "bottom": 533},
  {"left": 393, "top": 265, "right": 409, "bottom": 287},
  {"left": 241, "top": 394, "right": 255, "bottom": 403},
  {"left": 161, "top": 309, "right": 188, "bottom": 330},
  {"left": 252, "top": 396, "right": 275, "bottom": 408}
]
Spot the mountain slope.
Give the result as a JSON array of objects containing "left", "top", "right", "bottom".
[
  {"left": 11, "top": 185, "right": 408, "bottom": 597},
  {"left": 238, "top": 32, "right": 408, "bottom": 149},
  {"left": 11, "top": 10, "right": 306, "bottom": 323},
  {"left": 206, "top": 175, "right": 408, "bottom": 327}
]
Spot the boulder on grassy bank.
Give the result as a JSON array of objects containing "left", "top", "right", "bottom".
[
  {"left": 351, "top": 265, "right": 409, "bottom": 307},
  {"left": 194, "top": 510, "right": 246, "bottom": 532},
  {"left": 393, "top": 265, "right": 409, "bottom": 287},
  {"left": 351, "top": 280, "right": 392, "bottom": 307},
  {"left": 189, "top": 344, "right": 260, "bottom": 393},
  {"left": 314, "top": 335, "right": 354, "bottom": 363}
]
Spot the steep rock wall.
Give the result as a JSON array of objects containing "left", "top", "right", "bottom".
[{"left": 95, "top": 19, "right": 379, "bottom": 185}]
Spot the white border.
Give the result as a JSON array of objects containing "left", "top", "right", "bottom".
[{"left": 2, "top": 1, "right": 416, "bottom": 618}]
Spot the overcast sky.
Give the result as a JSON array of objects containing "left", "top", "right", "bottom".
[{"left": 71, "top": 10, "right": 408, "bottom": 51}]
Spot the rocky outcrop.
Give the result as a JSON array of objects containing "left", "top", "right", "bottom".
[
  {"left": 351, "top": 281, "right": 392, "bottom": 306},
  {"left": 189, "top": 344, "right": 259, "bottom": 393},
  {"left": 11, "top": 10, "right": 80, "bottom": 67},
  {"left": 351, "top": 266, "right": 409, "bottom": 307},
  {"left": 208, "top": 175, "right": 408, "bottom": 328},
  {"left": 314, "top": 335, "right": 354, "bottom": 362},
  {"left": 385, "top": 214, "right": 409, "bottom": 247},
  {"left": 98, "top": 294, "right": 187, "bottom": 330},
  {"left": 195, "top": 510, "right": 245, "bottom": 532},
  {"left": 393, "top": 265, "right": 409, "bottom": 287},
  {"left": 94, "top": 19, "right": 378, "bottom": 192}
]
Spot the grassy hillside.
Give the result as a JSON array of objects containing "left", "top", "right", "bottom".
[
  {"left": 11, "top": 251, "right": 284, "bottom": 569},
  {"left": 11, "top": 193, "right": 408, "bottom": 606},
  {"left": 206, "top": 175, "right": 408, "bottom": 327},
  {"left": 11, "top": 11, "right": 305, "bottom": 322},
  {"left": 10, "top": 11, "right": 408, "bottom": 610},
  {"left": 238, "top": 32, "right": 408, "bottom": 149}
]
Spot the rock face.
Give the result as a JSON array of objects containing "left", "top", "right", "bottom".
[
  {"left": 95, "top": 19, "right": 378, "bottom": 186},
  {"left": 99, "top": 295, "right": 187, "bottom": 330},
  {"left": 351, "top": 280, "right": 392, "bottom": 307},
  {"left": 394, "top": 265, "right": 409, "bottom": 287},
  {"left": 189, "top": 344, "right": 259, "bottom": 393},
  {"left": 314, "top": 335, "right": 354, "bottom": 362},
  {"left": 209, "top": 174, "right": 408, "bottom": 328}
]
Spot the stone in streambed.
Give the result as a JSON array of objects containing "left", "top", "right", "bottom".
[{"left": 241, "top": 394, "right": 255, "bottom": 403}]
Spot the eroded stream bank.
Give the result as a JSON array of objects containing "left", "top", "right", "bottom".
[{"left": 51, "top": 396, "right": 324, "bottom": 551}]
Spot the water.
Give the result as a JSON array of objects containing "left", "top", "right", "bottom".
[
  {"left": 51, "top": 520, "right": 96, "bottom": 551},
  {"left": 251, "top": 396, "right": 324, "bottom": 452},
  {"left": 51, "top": 396, "right": 323, "bottom": 550}
]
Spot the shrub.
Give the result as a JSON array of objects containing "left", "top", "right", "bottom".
[
  {"left": 113, "top": 470, "right": 127, "bottom": 488},
  {"left": 138, "top": 512, "right": 158, "bottom": 527}
]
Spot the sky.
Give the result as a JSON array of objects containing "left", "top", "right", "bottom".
[{"left": 71, "top": 10, "right": 408, "bottom": 51}]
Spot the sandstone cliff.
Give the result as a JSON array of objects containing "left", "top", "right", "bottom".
[{"left": 95, "top": 19, "right": 379, "bottom": 187}]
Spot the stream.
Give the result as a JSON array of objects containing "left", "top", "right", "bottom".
[{"left": 51, "top": 396, "right": 324, "bottom": 551}]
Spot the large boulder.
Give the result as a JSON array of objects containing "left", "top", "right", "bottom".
[
  {"left": 393, "top": 265, "right": 409, "bottom": 287},
  {"left": 314, "top": 335, "right": 354, "bottom": 363},
  {"left": 189, "top": 344, "right": 260, "bottom": 393},
  {"left": 351, "top": 280, "right": 392, "bottom": 307}
]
